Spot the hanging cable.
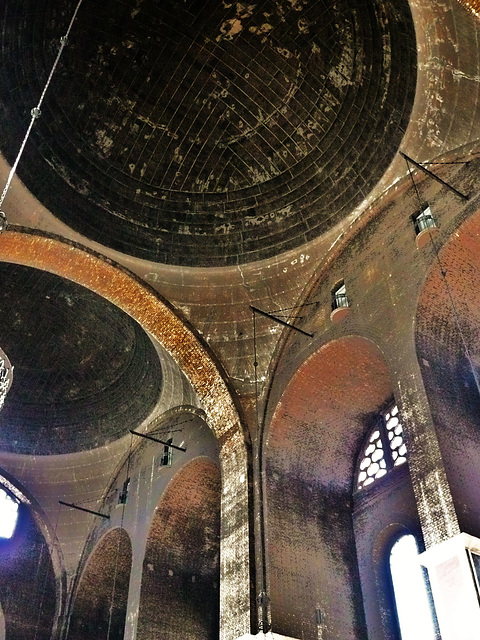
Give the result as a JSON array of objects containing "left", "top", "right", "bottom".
[
  {"left": 405, "top": 156, "right": 423, "bottom": 207},
  {"left": 0, "top": 0, "right": 85, "bottom": 217},
  {"left": 106, "top": 433, "right": 133, "bottom": 640}
]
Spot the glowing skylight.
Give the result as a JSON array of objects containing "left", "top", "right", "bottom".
[
  {"left": 0, "top": 487, "right": 19, "bottom": 539},
  {"left": 390, "top": 535, "right": 436, "bottom": 639}
]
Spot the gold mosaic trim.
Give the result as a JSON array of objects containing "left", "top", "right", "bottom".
[{"left": 456, "top": 0, "right": 480, "bottom": 19}]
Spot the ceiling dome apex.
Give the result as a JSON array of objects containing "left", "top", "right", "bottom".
[{"left": 0, "top": 0, "right": 416, "bottom": 266}]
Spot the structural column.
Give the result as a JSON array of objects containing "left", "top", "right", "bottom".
[
  {"left": 391, "top": 338, "right": 459, "bottom": 547},
  {"left": 391, "top": 340, "right": 480, "bottom": 639},
  {"left": 123, "top": 535, "right": 147, "bottom": 640},
  {"left": 220, "top": 431, "right": 251, "bottom": 640}
]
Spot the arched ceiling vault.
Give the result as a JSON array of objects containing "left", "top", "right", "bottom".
[
  {"left": 0, "top": 229, "right": 244, "bottom": 447},
  {"left": 0, "top": 0, "right": 479, "bottom": 415},
  {"left": 1, "top": 0, "right": 415, "bottom": 267},
  {"left": 0, "top": 262, "right": 163, "bottom": 455}
]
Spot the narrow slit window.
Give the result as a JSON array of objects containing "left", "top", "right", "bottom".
[{"left": 390, "top": 535, "right": 436, "bottom": 639}]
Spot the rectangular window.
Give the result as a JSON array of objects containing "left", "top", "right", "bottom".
[{"left": 160, "top": 438, "right": 173, "bottom": 467}]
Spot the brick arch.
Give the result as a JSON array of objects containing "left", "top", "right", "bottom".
[
  {"left": 67, "top": 527, "right": 132, "bottom": 640},
  {"left": 137, "top": 457, "right": 221, "bottom": 640},
  {"left": 0, "top": 228, "right": 250, "bottom": 640},
  {"left": 415, "top": 209, "right": 480, "bottom": 537},
  {"left": 265, "top": 335, "right": 393, "bottom": 640},
  {"left": 0, "top": 229, "right": 242, "bottom": 443}
]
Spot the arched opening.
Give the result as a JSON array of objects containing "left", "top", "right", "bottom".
[
  {"left": 265, "top": 336, "right": 393, "bottom": 639},
  {"left": 0, "top": 497, "right": 56, "bottom": 640},
  {"left": 415, "top": 210, "right": 480, "bottom": 537},
  {"left": 67, "top": 528, "right": 132, "bottom": 640},
  {"left": 352, "top": 403, "right": 425, "bottom": 639},
  {"left": 0, "top": 229, "right": 250, "bottom": 639},
  {"left": 389, "top": 535, "right": 436, "bottom": 639},
  {"left": 137, "top": 457, "right": 221, "bottom": 640}
]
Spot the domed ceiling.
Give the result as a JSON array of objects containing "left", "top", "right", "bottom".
[
  {"left": 0, "top": 0, "right": 416, "bottom": 266},
  {"left": 0, "top": 264, "right": 163, "bottom": 455}
]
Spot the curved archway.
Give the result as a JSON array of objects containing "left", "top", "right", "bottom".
[
  {"left": 415, "top": 209, "right": 480, "bottom": 537},
  {"left": 0, "top": 228, "right": 250, "bottom": 639},
  {"left": 0, "top": 495, "right": 57, "bottom": 640},
  {"left": 137, "top": 457, "right": 221, "bottom": 640},
  {"left": 0, "top": 229, "right": 240, "bottom": 443},
  {"left": 67, "top": 528, "right": 132, "bottom": 640},
  {"left": 265, "top": 336, "right": 394, "bottom": 639}
]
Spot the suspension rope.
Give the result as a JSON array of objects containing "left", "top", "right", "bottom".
[
  {"left": 405, "top": 156, "right": 423, "bottom": 207},
  {"left": 0, "top": 0, "right": 84, "bottom": 214}
]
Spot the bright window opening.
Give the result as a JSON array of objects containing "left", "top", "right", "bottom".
[
  {"left": 357, "top": 404, "right": 407, "bottom": 491},
  {"left": 390, "top": 535, "right": 436, "bottom": 640},
  {"left": 0, "top": 487, "right": 19, "bottom": 539}
]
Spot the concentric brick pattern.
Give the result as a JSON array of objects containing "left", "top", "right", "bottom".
[
  {"left": 0, "top": 0, "right": 416, "bottom": 265},
  {"left": 0, "top": 264, "right": 163, "bottom": 455}
]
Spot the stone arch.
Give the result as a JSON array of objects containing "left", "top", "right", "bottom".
[
  {"left": 67, "top": 528, "right": 132, "bottom": 640},
  {"left": 264, "top": 335, "right": 395, "bottom": 639},
  {"left": 137, "top": 457, "right": 221, "bottom": 640},
  {"left": 415, "top": 208, "right": 480, "bottom": 537},
  {"left": 0, "top": 228, "right": 249, "bottom": 640},
  {"left": 0, "top": 229, "right": 242, "bottom": 444}
]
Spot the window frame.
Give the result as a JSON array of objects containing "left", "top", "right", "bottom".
[
  {"left": 332, "top": 280, "right": 349, "bottom": 310},
  {"left": 413, "top": 203, "right": 436, "bottom": 235},
  {"left": 354, "top": 403, "right": 407, "bottom": 493}
]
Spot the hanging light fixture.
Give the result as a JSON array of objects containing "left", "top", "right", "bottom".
[{"left": 0, "top": 0, "right": 84, "bottom": 410}]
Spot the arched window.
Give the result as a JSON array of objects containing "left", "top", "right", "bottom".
[
  {"left": 356, "top": 404, "right": 407, "bottom": 490},
  {"left": 0, "top": 486, "right": 19, "bottom": 539},
  {"left": 389, "top": 535, "right": 436, "bottom": 639}
]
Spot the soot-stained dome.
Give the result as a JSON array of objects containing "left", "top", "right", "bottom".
[
  {"left": 0, "top": 0, "right": 416, "bottom": 266},
  {"left": 0, "top": 263, "right": 163, "bottom": 455}
]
